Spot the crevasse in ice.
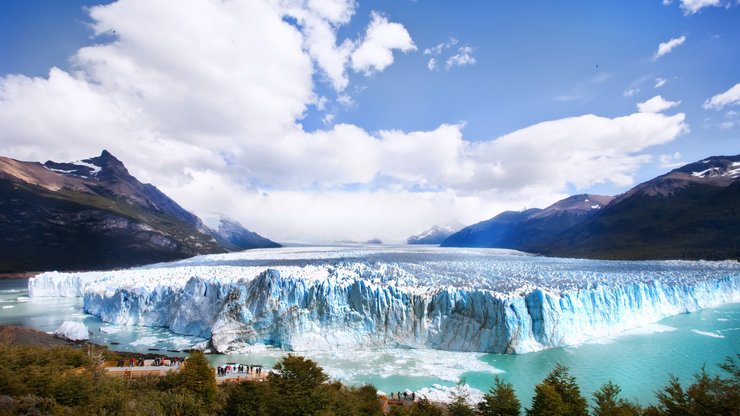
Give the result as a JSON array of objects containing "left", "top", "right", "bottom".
[{"left": 29, "top": 246, "right": 740, "bottom": 353}]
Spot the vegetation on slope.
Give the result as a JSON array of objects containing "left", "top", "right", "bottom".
[{"left": 0, "top": 340, "right": 737, "bottom": 416}]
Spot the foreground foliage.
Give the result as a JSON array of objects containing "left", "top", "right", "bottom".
[{"left": 0, "top": 343, "right": 737, "bottom": 416}]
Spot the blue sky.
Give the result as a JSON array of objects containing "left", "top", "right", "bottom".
[{"left": 0, "top": 0, "right": 738, "bottom": 242}]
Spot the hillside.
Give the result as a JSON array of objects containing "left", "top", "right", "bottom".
[
  {"left": 0, "top": 151, "right": 226, "bottom": 273},
  {"left": 443, "top": 155, "right": 740, "bottom": 260}
]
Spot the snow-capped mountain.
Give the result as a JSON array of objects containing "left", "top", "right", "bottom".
[
  {"left": 0, "top": 151, "right": 228, "bottom": 273},
  {"left": 442, "top": 194, "right": 613, "bottom": 249},
  {"left": 407, "top": 224, "right": 461, "bottom": 245},
  {"left": 444, "top": 154, "right": 740, "bottom": 260},
  {"left": 548, "top": 154, "right": 740, "bottom": 260},
  {"left": 201, "top": 214, "right": 281, "bottom": 251}
]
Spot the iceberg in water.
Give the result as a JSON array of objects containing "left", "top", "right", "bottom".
[
  {"left": 54, "top": 321, "right": 89, "bottom": 341},
  {"left": 29, "top": 246, "right": 740, "bottom": 354}
]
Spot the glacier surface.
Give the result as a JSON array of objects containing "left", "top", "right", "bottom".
[{"left": 29, "top": 246, "right": 740, "bottom": 354}]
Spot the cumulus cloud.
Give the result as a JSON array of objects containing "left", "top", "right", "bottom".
[
  {"left": 655, "top": 35, "right": 686, "bottom": 59},
  {"left": 703, "top": 82, "right": 740, "bottom": 109},
  {"left": 350, "top": 12, "right": 416, "bottom": 75},
  {"left": 655, "top": 77, "right": 668, "bottom": 88},
  {"left": 0, "top": 0, "right": 690, "bottom": 242},
  {"left": 680, "top": 0, "right": 721, "bottom": 14},
  {"left": 637, "top": 95, "right": 681, "bottom": 113}
]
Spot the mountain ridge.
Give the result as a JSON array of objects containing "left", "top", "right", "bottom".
[
  {"left": 442, "top": 154, "right": 740, "bottom": 260},
  {"left": 0, "top": 151, "right": 278, "bottom": 273}
]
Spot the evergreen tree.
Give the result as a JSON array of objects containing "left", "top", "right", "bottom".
[
  {"left": 178, "top": 350, "right": 217, "bottom": 408},
  {"left": 478, "top": 376, "right": 521, "bottom": 416},
  {"left": 267, "top": 354, "right": 330, "bottom": 416},
  {"left": 526, "top": 364, "right": 587, "bottom": 416},
  {"left": 592, "top": 380, "right": 642, "bottom": 416},
  {"left": 646, "top": 358, "right": 740, "bottom": 416},
  {"left": 447, "top": 395, "right": 476, "bottom": 416},
  {"left": 408, "top": 398, "right": 444, "bottom": 416}
]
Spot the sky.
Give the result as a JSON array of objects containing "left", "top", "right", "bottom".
[{"left": 0, "top": 0, "right": 739, "bottom": 243}]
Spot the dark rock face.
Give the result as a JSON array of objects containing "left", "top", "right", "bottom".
[
  {"left": 0, "top": 151, "right": 225, "bottom": 273},
  {"left": 442, "top": 195, "right": 613, "bottom": 250},
  {"left": 442, "top": 155, "right": 740, "bottom": 260},
  {"left": 208, "top": 216, "right": 280, "bottom": 251}
]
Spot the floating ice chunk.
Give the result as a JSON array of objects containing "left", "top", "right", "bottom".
[
  {"left": 54, "top": 321, "right": 89, "bottom": 341},
  {"left": 690, "top": 329, "right": 725, "bottom": 338},
  {"left": 130, "top": 336, "right": 160, "bottom": 347}
]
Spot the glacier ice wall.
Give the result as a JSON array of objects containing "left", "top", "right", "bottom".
[{"left": 28, "top": 246, "right": 740, "bottom": 354}]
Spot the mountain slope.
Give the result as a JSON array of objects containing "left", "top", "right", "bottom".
[
  {"left": 203, "top": 215, "right": 281, "bottom": 251},
  {"left": 407, "top": 224, "right": 461, "bottom": 245},
  {"left": 0, "top": 151, "right": 225, "bottom": 273},
  {"left": 441, "top": 194, "right": 613, "bottom": 249},
  {"left": 541, "top": 155, "right": 740, "bottom": 260}
]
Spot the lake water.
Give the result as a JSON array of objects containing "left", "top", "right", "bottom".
[{"left": 1, "top": 277, "right": 738, "bottom": 405}]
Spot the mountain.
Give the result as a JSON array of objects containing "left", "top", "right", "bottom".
[
  {"left": 203, "top": 214, "right": 280, "bottom": 251},
  {"left": 407, "top": 224, "right": 461, "bottom": 245},
  {"left": 442, "top": 194, "right": 614, "bottom": 250},
  {"left": 543, "top": 155, "right": 740, "bottom": 260},
  {"left": 443, "top": 155, "right": 740, "bottom": 261},
  {"left": 0, "top": 151, "right": 227, "bottom": 273}
]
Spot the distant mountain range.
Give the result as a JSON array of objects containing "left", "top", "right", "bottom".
[
  {"left": 0, "top": 151, "right": 279, "bottom": 273},
  {"left": 407, "top": 224, "right": 461, "bottom": 245},
  {"left": 202, "top": 214, "right": 281, "bottom": 251},
  {"left": 442, "top": 155, "right": 740, "bottom": 260}
]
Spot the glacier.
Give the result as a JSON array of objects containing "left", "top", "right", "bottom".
[{"left": 29, "top": 246, "right": 740, "bottom": 354}]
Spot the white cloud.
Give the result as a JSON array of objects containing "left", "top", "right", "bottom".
[
  {"left": 703, "top": 82, "right": 740, "bottom": 109},
  {"left": 659, "top": 151, "right": 683, "bottom": 168},
  {"left": 655, "top": 77, "right": 668, "bottom": 88},
  {"left": 680, "top": 0, "right": 721, "bottom": 14},
  {"left": 0, "top": 0, "right": 691, "bottom": 243},
  {"left": 350, "top": 11, "right": 416, "bottom": 76},
  {"left": 637, "top": 95, "right": 681, "bottom": 113},
  {"left": 424, "top": 37, "right": 475, "bottom": 71},
  {"left": 623, "top": 88, "right": 640, "bottom": 97},
  {"left": 445, "top": 46, "right": 476, "bottom": 70},
  {"left": 663, "top": 0, "right": 673, "bottom": 4},
  {"left": 655, "top": 35, "right": 686, "bottom": 59},
  {"left": 423, "top": 37, "right": 458, "bottom": 55},
  {"left": 336, "top": 93, "right": 356, "bottom": 108}
]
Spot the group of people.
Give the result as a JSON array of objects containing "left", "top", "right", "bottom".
[
  {"left": 116, "top": 356, "right": 184, "bottom": 368},
  {"left": 216, "top": 364, "right": 263, "bottom": 377},
  {"left": 389, "top": 391, "right": 416, "bottom": 402}
]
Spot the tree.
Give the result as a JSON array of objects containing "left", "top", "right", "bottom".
[
  {"left": 592, "top": 380, "right": 642, "bottom": 416},
  {"left": 447, "top": 395, "right": 476, "bottom": 416},
  {"left": 178, "top": 350, "right": 217, "bottom": 408},
  {"left": 478, "top": 376, "right": 521, "bottom": 416},
  {"left": 267, "top": 354, "right": 330, "bottom": 416},
  {"left": 447, "top": 378, "right": 476, "bottom": 416},
  {"left": 526, "top": 364, "right": 587, "bottom": 416},
  {"left": 223, "top": 379, "right": 270, "bottom": 416},
  {"left": 408, "top": 398, "right": 444, "bottom": 416},
  {"left": 646, "top": 358, "right": 740, "bottom": 416}
]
